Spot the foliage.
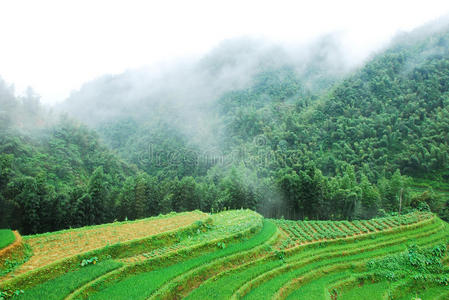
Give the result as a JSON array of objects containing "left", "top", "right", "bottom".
[
  {"left": 0, "top": 230, "right": 15, "bottom": 250},
  {"left": 14, "top": 260, "right": 122, "bottom": 300},
  {"left": 80, "top": 256, "right": 98, "bottom": 267},
  {"left": 2, "top": 19, "right": 449, "bottom": 235},
  {"left": 367, "top": 243, "right": 449, "bottom": 284},
  {"left": 87, "top": 218, "right": 272, "bottom": 300}
]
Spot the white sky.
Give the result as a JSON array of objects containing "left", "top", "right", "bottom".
[{"left": 1, "top": 0, "right": 449, "bottom": 104}]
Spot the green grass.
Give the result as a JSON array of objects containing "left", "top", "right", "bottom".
[
  {"left": 187, "top": 259, "right": 281, "bottom": 299},
  {"left": 16, "top": 260, "right": 122, "bottom": 300},
  {"left": 6, "top": 210, "right": 261, "bottom": 300},
  {"left": 186, "top": 216, "right": 439, "bottom": 300},
  {"left": 200, "top": 216, "right": 442, "bottom": 300},
  {"left": 0, "top": 229, "right": 15, "bottom": 249},
  {"left": 339, "top": 281, "right": 389, "bottom": 300},
  {"left": 88, "top": 219, "right": 274, "bottom": 300},
  {"left": 399, "top": 286, "right": 449, "bottom": 300},
  {"left": 338, "top": 277, "right": 449, "bottom": 300},
  {"left": 287, "top": 271, "right": 351, "bottom": 300},
  {"left": 1, "top": 211, "right": 446, "bottom": 300},
  {"left": 0, "top": 212, "right": 214, "bottom": 293},
  {"left": 246, "top": 222, "right": 447, "bottom": 300},
  {"left": 150, "top": 220, "right": 279, "bottom": 299},
  {"left": 238, "top": 219, "right": 439, "bottom": 299}
]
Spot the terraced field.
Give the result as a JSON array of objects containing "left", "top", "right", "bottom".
[{"left": 0, "top": 210, "right": 448, "bottom": 299}]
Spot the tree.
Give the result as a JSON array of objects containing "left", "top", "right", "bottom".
[
  {"left": 360, "top": 174, "right": 380, "bottom": 218},
  {"left": 88, "top": 166, "right": 108, "bottom": 224},
  {"left": 134, "top": 174, "right": 148, "bottom": 219},
  {"left": 119, "top": 177, "right": 136, "bottom": 220},
  {"left": 276, "top": 167, "right": 301, "bottom": 219},
  {"left": 75, "top": 193, "right": 95, "bottom": 226}
]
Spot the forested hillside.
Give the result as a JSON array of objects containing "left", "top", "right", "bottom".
[
  {"left": 0, "top": 81, "right": 137, "bottom": 234},
  {"left": 60, "top": 24, "right": 449, "bottom": 220},
  {"left": 2, "top": 22, "right": 449, "bottom": 235}
]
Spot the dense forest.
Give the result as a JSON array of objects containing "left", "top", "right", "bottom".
[{"left": 1, "top": 22, "right": 449, "bottom": 234}]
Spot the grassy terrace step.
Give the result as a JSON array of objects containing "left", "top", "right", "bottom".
[
  {"left": 267, "top": 232, "right": 446, "bottom": 300},
  {"left": 339, "top": 280, "right": 389, "bottom": 300},
  {"left": 326, "top": 243, "right": 449, "bottom": 299},
  {"left": 15, "top": 261, "right": 122, "bottom": 300},
  {"left": 274, "top": 212, "right": 431, "bottom": 249},
  {"left": 0, "top": 231, "right": 30, "bottom": 279},
  {"left": 246, "top": 219, "right": 448, "bottom": 300},
  {"left": 331, "top": 243, "right": 449, "bottom": 299},
  {"left": 283, "top": 270, "right": 352, "bottom": 300},
  {"left": 0, "top": 212, "right": 207, "bottom": 291},
  {"left": 398, "top": 286, "right": 449, "bottom": 300},
  {"left": 149, "top": 220, "right": 279, "bottom": 300},
  {"left": 186, "top": 215, "right": 440, "bottom": 299},
  {"left": 378, "top": 275, "right": 449, "bottom": 300},
  {"left": 0, "top": 211, "right": 208, "bottom": 291},
  {"left": 188, "top": 217, "right": 438, "bottom": 299},
  {"left": 335, "top": 275, "right": 449, "bottom": 300},
  {"left": 1, "top": 211, "right": 444, "bottom": 300},
  {"left": 335, "top": 277, "right": 449, "bottom": 300},
  {"left": 248, "top": 235, "right": 446, "bottom": 300},
  {"left": 239, "top": 217, "right": 441, "bottom": 298},
  {"left": 72, "top": 210, "right": 263, "bottom": 299},
  {"left": 120, "top": 210, "right": 258, "bottom": 264}
]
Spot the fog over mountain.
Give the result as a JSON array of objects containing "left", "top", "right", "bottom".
[{"left": 1, "top": 6, "right": 449, "bottom": 236}]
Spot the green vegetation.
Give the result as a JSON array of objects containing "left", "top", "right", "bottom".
[
  {"left": 0, "top": 210, "right": 447, "bottom": 300},
  {"left": 2, "top": 18, "right": 449, "bottom": 236},
  {"left": 0, "top": 230, "right": 14, "bottom": 250},
  {"left": 16, "top": 260, "right": 122, "bottom": 300},
  {"left": 273, "top": 212, "right": 428, "bottom": 247},
  {"left": 88, "top": 220, "right": 271, "bottom": 300},
  {"left": 72, "top": 210, "right": 263, "bottom": 299},
  {"left": 338, "top": 281, "right": 388, "bottom": 300},
  {"left": 1, "top": 10, "right": 449, "bottom": 300}
]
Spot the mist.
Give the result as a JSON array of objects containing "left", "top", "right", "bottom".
[
  {"left": 56, "top": 35, "right": 362, "bottom": 155},
  {"left": 2, "top": 4, "right": 449, "bottom": 232}
]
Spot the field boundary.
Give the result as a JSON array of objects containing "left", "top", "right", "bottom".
[
  {"left": 0, "top": 231, "right": 21, "bottom": 262},
  {"left": 149, "top": 220, "right": 280, "bottom": 299},
  {"left": 0, "top": 216, "right": 212, "bottom": 292},
  {"left": 71, "top": 212, "right": 264, "bottom": 299},
  {"left": 229, "top": 215, "right": 439, "bottom": 299},
  {"left": 22, "top": 211, "right": 207, "bottom": 240}
]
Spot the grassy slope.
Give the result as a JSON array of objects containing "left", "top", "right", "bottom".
[
  {"left": 16, "top": 261, "right": 122, "bottom": 300},
  {"left": 340, "top": 281, "right": 389, "bottom": 300},
  {"left": 0, "top": 230, "right": 15, "bottom": 250},
  {"left": 186, "top": 214, "right": 441, "bottom": 300},
  {"left": 282, "top": 219, "right": 449, "bottom": 300},
  {"left": 86, "top": 211, "right": 267, "bottom": 300},
  {"left": 256, "top": 220, "right": 447, "bottom": 299},
  {"left": 148, "top": 221, "right": 279, "bottom": 300},
  {"left": 0, "top": 211, "right": 210, "bottom": 293},
  {"left": 1, "top": 211, "right": 446, "bottom": 300}
]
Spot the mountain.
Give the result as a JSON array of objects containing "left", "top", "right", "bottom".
[
  {"left": 0, "top": 79, "right": 137, "bottom": 234},
  {"left": 3, "top": 21, "right": 449, "bottom": 235}
]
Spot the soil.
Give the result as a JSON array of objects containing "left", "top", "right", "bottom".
[
  {"left": 0, "top": 231, "right": 23, "bottom": 262},
  {"left": 0, "top": 212, "right": 207, "bottom": 282}
]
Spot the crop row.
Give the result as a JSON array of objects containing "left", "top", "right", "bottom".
[
  {"left": 185, "top": 214, "right": 440, "bottom": 299},
  {"left": 274, "top": 212, "right": 432, "bottom": 247},
  {"left": 241, "top": 218, "right": 445, "bottom": 299}
]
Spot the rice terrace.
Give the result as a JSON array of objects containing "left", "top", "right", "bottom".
[
  {"left": 3, "top": 2, "right": 449, "bottom": 300},
  {"left": 0, "top": 210, "right": 448, "bottom": 299}
]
